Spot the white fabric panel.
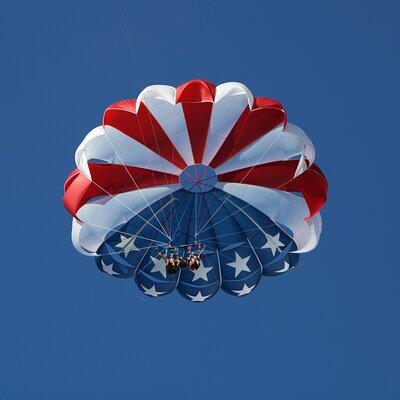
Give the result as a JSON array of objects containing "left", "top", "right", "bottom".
[
  {"left": 73, "top": 184, "right": 181, "bottom": 254},
  {"left": 77, "top": 151, "right": 91, "bottom": 180},
  {"left": 135, "top": 85, "right": 194, "bottom": 165},
  {"left": 136, "top": 84, "right": 176, "bottom": 110},
  {"left": 294, "top": 153, "right": 307, "bottom": 178},
  {"left": 75, "top": 126, "right": 104, "bottom": 167},
  {"left": 216, "top": 182, "right": 321, "bottom": 253},
  {"left": 214, "top": 82, "right": 254, "bottom": 107},
  {"left": 75, "top": 125, "right": 181, "bottom": 175},
  {"left": 291, "top": 213, "right": 322, "bottom": 253},
  {"left": 215, "top": 123, "right": 315, "bottom": 175},
  {"left": 202, "top": 82, "right": 253, "bottom": 165},
  {"left": 71, "top": 218, "right": 96, "bottom": 256}
]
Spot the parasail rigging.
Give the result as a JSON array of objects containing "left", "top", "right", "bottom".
[{"left": 63, "top": 80, "right": 328, "bottom": 302}]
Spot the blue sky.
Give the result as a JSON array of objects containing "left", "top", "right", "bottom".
[{"left": 1, "top": 0, "right": 399, "bottom": 398}]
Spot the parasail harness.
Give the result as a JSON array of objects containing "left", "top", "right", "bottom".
[{"left": 158, "top": 243, "right": 205, "bottom": 274}]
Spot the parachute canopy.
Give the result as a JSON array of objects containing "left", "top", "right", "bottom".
[{"left": 63, "top": 80, "right": 328, "bottom": 302}]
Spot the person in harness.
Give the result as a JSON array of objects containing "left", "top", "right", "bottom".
[
  {"left": 158, "top": 251, "right": 186, "bottom": 274},
  {"left": 187, "top": 245, "right": 205, "bottom": 271}
]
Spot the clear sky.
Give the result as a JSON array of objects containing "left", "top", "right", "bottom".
[{"left": 1, "top": 0, "right": 399, "bottom": 398}]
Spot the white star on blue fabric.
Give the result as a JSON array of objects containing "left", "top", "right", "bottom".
[
  {"left": 101, "top": 260, "right": 119, "bottom": 276},
  {"left": 115, "top": 234, "right": 139, "bottom": 258},
  {"left": 187, "top": 291, "right": 211, "bottom": 302},
  {"left": 261, "top": 232, "right": 284, "bottom": 256},
  {"left": 150, "top": 256, "right": 167, "bottom": 278},
  {"left": 191, "top": 260, "right": 213, "bottom": 282},
  {"left": 232, "top": 283, "right": 255, "bottom": 296},
  {"left": 140, "top": 284, "right": 166, "bottom": 297},
  {"left": 227, "top": 252, "right": 251, "bottom": 278}
]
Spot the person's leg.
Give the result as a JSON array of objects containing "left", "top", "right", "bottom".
[{"left": 166, "top": 261, "right": 172, "bottom": 274}]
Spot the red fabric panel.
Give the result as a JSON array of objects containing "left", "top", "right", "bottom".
[
  {"left": 253, "top": 97, "right": 284, "bottom": 109},
  {"left": 64, "top": 168, "right": 80, "bottom": 192},
  {"left": 209, "top": 97, "right": 286, "bottom": 169},
  {"left": 103, "top": 101, "right": 187, "bottom": 170},
  {"left": 218, "top": 161, "right": 328, "bottom": 217},
  {"left": 175, "top": 80, "right": 216, "bottom": 164},
  {"left": 63, "top": 164, "right": 179, "bottom": 217},
  {"left": 176, "top": 80, "right": 216, "bottom": 103}
]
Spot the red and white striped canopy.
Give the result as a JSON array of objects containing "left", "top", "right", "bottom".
[{"left": 63, "top": 80, "right": 327, "bottom": 256}]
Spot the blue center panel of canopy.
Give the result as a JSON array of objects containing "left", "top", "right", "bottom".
[
  {"left": 179, "top": 164, "right": 218, "bottom": 193},
  {"left": 95, "top": 185, "right": 300, "bottom": 300}
]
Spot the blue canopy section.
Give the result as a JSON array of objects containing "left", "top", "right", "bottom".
[{"left": 95, "top": 188, "right": 299, "bottom": 301}]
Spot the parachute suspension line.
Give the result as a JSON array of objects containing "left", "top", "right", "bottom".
[
  {"left": 171, "top": 191, "right": 195, "bottom": 242},
  {"left": 110, "top": 195, "right": 177, "bottom": 244},
  {"left": 197, "top": 128, "right": 285, "bottom": 236},
  {"left": 89, "top": 3, "right": 174, "bottom": 240},
  {"left": 168, "top": 194, "right": 194, "bottom": 291},
  {"left": 168, "top": 196, "right": 174, "bottom": 241},
  {"left": 194, "top": 166, "right": 209, "bottom": 238},
  {"left": 188, "top": 239, "right": 265, "bottom": 251},
  {"left": 184, "top": 195, "right": 197, "bottom": 251},
  {"left": 198, "top": 191, "right": 222, "bottom": 285},
  {"left": 79, "top": 124, "right": 171, "bottom": 239},
  {"left": 134, "top": 215, "right": 177, "bottom": 281},
  {"left": 169, "top": 191, "right": 188, "bottom": 242},
  {"left": 182, "top": 196, "right": 219, "bottom": 286},
  {"left": 78, "top": 126, "right": 171, "bottom": 241},
  {"left": 226, "top": 197, "right": 274, "bottom": 241},
  {"left": 195, "top": 192, "right": 204, "bottom": 238},
  {"left": 194, "top": 192, "right": 198, "bottom": 239},
  {"left": 133, "top": 238, "right": 156, "bottom": 281},
  {"left": 117, "top": 0, "right": 177, "bottom": 239},
  {"left": 97, "top": 244, "right": 164, "bottom": 257},
  {"left": 98, "top": 196, "right": 180, "bottom": 258},
  {"left": 196, "top": 190, "right": 261, "bottom": 237},
  {"left": 195, "top": 224, "right": 276, "bottom": 243},
  {"left": 129, "top": 203, "right": 180, "bottom": 269},
  {"left": 82, "top": 221, "right": 170, "bottom": 248},
  {"left": 197, "top": 166, "right": 303, "bottom": 238},
  {"left": 134, "top": 105, "right": 177, "bottom": 239},
  {"left": 87, "top": 178, "right": 171, "bottom": 240},
  {"left": 101, "top": 135, "right": 172, "bottom": 239},
  {"left": 195, "top": 193, "right": 203, "bottom": 238},
  {"left": 196, "top": 187, "right": 214, "bottom": 236},
  {"left": 117, "top": 0, "right": 144, "bottom": 89},
  {"left": 194, "top": 110, "right": 250, "bottom": 234}
]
